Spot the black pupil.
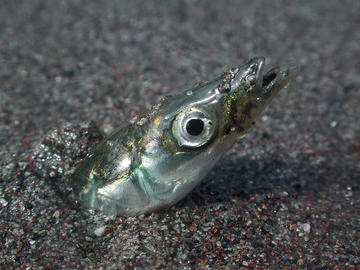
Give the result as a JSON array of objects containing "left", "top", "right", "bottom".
[{"left": 186, "top": 119, "right": 204, "bottom": 136}]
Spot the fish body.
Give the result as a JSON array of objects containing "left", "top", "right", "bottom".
[{"left": 69, "top": 57, "right": 296, "bottom": 216}]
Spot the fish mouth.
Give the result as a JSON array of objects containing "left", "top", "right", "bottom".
[
  {"left": 228, "top": 57, "right": 297, "bottom": 133},
  {"left": 261, "top": 64, "right": 297, "bottom": 99},
  {"left": 248, "top": 57, "right": 297, "bottom": 99}
]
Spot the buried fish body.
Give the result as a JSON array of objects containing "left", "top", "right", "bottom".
[{"left": 69, "top": 57, "right": 296, "bottom": 216}]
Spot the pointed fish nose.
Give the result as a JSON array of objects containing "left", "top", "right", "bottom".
[{"left": 262, "top": 63, "right": 298, "bottom": 97}]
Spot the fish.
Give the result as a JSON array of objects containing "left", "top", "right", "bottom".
[{"left": 69, "top": 57, "right": 296, "bottom": 216}]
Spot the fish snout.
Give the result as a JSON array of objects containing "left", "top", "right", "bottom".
[
  {"left": 231, "top": 57, "right": 297, "bottom": 98},
  {"left": 261, "top": 64, "right": 298, "bottom": 98}
]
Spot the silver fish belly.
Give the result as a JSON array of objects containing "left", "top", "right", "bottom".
[{"left": 69, "top": 57, "right": 296, "bottom": 216}]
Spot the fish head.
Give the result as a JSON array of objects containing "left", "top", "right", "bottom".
[
  {"left": 68, "top": 57, "right": 297, "bottom": 216},
  {"left": 141, "top": 57, "right": 296, "bottom": 205},
  {"left": 160, "top": 57, "right": 297, "bottom": 151}
]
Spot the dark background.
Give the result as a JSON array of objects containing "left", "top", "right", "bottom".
[{"left": 0, "top": 0, "right": 359, "bottom": 268}]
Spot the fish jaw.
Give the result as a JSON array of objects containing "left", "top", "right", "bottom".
[{"left": 223, "top": 58, "right": 297, "bottom": 135}]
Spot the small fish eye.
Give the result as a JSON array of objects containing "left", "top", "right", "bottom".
[
  {"left": 186, "top": 119, "right": 204, "bottom": 136},
  {"left": 172, "top": 107, "right": 217, "bottom": 148}
]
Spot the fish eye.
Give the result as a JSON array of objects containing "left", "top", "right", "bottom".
[
  {"left": 186, "top": 119, "right": 204, "bottom": 136},
  {"left": 172, "top": 107, "right": 217, "bottom": 148}
]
